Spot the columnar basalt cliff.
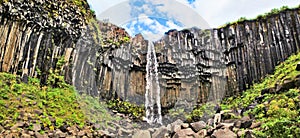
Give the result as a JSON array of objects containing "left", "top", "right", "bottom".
[
  {"left": 0, "top": 0, "right": 89, "bottom": 85},
  {"left": 0, "top": 0, "right": 300, "bottom": 110},
  {"left": 93, "top": 8, "right": 300, "bottom": 109}
]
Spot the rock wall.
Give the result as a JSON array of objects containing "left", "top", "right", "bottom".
[
  {"left": 0, "top": 0, "right": 299, "bottom": 110},
  {"left": 94, "top": 8, "right": 300, "bottom": 109},
  {"left": 0, "top": 0, "right": 89, "bottom": 85}
]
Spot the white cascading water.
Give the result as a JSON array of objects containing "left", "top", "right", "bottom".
[{"left": 145, "top": 41, "right": 162, "bottom": 125}]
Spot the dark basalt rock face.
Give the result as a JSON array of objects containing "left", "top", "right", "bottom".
[
  {"left": 0, "top": 0, "right": 300, "bottom": 110},
  {"left": 91, "top": 8, "right": 300, "bottom": 109}
]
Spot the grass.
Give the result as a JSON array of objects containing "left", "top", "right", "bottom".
[
  {"left": 0, "top": 72, "right": 114, "bottom": 132},
  {"left": 220, "top": 52, "right": 300, "bottom": 137}
]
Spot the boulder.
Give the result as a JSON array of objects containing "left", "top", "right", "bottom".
[
  {"left": 152, "top": 126, "right": 169, "bottom": 138},
  {"left": 240, "top": 116, "right": 253, "bottom": 129},
  {"left": 211, "top": 128, "right": 237, "bottom": 138},
  {"left": 276, "top": 79, "right": 295, "bottom": 93},
  {"left": 196, "top": 129, "right": 207, "bottom": 138},
  {"left": 173, "top": 128, "right": 195, "bottom": 138},
  {"left": 132, "top": 130, "right": 151, "bottom": 138},
  {"left": 191, "top": 121, "right": 206, "bottom": 132},
  {"left": 250, "top": 122, "right": 261, "bottom": 129}
]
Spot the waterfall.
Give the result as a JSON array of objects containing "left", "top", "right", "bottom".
[{"left": 145, "top": 41, "right": 162, "bottom": 125}]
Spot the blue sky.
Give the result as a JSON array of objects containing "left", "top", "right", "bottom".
[{"left": 87, "top": 0, "right": 299, "bottom": 40}]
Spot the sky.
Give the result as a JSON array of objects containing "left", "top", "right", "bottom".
[{"left": 87, "top": 0, "right": 299, "bottom": 40}]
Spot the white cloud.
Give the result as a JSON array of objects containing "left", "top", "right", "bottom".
[{"left": 89, "top": 0, "right": 300, "bottom": 34}]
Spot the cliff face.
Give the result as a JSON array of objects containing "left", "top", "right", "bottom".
[
  {"left": 94, "top": 8, "right": 300, "bottom": 109},
  {"left": 0, "top": 0, "right": 89, "bottom": 84},
  {"left": 0, "top": 0, "right": 300, "bottom": 109}
]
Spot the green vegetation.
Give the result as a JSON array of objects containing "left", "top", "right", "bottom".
[
  {"left": 0, "top": 72, "right": 113, "bottom": 133},
  {"left": 185, "top": 103, "right": 216, "bottom": 123},
  {"left": 107, "top": 99, "right": 145, "bottom": 119},
  {"left": 68, "top": 0, "right": 96, "bottom": 20},
  {"left": 220, "top": 52, "right": 300, "bottom": 137},
  {"left": 219, "top": 5, "right": 297, "bottom": 28}
]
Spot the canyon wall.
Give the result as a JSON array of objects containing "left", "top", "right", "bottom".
[
  {"left": 94, "top": 8, "right": 300, "bottom": 109},
  {"left": 0, "top": 0, "right": 300, "bottom": 109}
]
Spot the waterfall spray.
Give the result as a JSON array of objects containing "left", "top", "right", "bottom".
[{"left": 145, "top": 41, "right": 162, "bottom": 125}]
